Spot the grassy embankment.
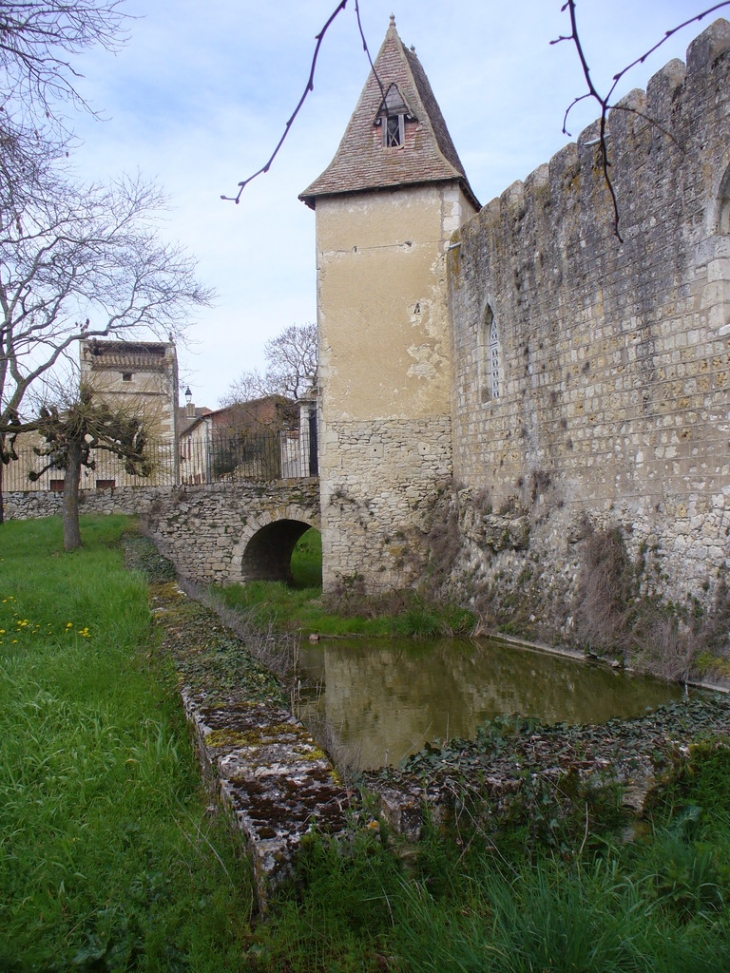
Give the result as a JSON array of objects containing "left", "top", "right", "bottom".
[
  {"left": 222, "top": 527, "right": 474, "bottom": 638},
  {"left": 0, "top": 515, "right": 254, "bottom": 972},
  {"left": 4, "top": 516, "right": 730, "bottom": 972}
]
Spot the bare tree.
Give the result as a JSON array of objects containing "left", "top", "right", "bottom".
[
  {"left": 0, "top": 0, "right": 127, "bottom": 127},
  {"left": 29, "top": 382, "right": 151, "bottom": 550},
  {"left": 222, "top": 323, "right": 317, "bottom": 407},
  {"left": 0, "top": 165, "right": 212, "bottom": 518}
]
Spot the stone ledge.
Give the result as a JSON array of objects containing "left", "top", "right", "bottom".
[
  {"left": 148, "top": 580, "right": 350, "bottom": 908},
  {"left": 362, "top": 696, "right": 730, "bottom": 842}
]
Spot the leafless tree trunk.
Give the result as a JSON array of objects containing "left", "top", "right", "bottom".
[{"left": 62, "top": 438, "right": 82, "bottom": 550}]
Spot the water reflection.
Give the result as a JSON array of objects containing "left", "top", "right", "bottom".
[{"left": 294, "top": 637, "right": 683, "bottom": 771}]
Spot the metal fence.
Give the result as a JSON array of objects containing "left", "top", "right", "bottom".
[{"left": 2, "top": 427, "right": 318, "bottom": 492}]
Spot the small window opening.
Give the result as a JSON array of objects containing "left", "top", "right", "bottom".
[
  {"left": 718, "top": 164, "right": 730, "bottom": 233},
  {"left": 50, "top": 478, "right": 64, "bottom": 492},
  {"left": 96, "top": 479, "right": 116, "bottom": 492},
  {"left": 122, "top": 372, "right": 133, "bottom": 382},
  {"left": 489, "top": 317, "right": 500, "bottom": 399},
  {"left": 375, "top": 83, "right": 414, "bottom": 150},
  {"left": 478, "top": 304, "right": 501, "bottom": 403},
  {"left": 384, "top": 114, "right": 404, "bottom": 147}
]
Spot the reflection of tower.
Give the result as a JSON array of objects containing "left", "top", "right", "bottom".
[{"left": 300, "top": 17, "right": 479, "bottom": 593}]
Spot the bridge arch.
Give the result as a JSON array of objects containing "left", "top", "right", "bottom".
[
  {"left": 231, "top": 502, "right": 320, "bottom": 584},
  {"left": 143, "top": 481, "right": 321, "bottom": 586}
]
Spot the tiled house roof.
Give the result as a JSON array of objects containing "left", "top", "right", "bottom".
[{"left": 299, "top": 17, "right": 480, "bottom": 210}]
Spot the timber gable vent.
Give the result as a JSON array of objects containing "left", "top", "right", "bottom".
[{"left": 375, "top": 83, "right": 416, "bottom": 148}]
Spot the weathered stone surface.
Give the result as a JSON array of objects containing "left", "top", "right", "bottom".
[
  {"left": 148, "top": 577, "right": 349, "bottom": 908},
  {"left": 182, "top": 689, "right": 348, "bottom": 901},
  {"left": 362, "top": 695, "right": 730, "bottom": 841},
  {"left": 448, "top": 21, "right": 730, "bottom": 628}
]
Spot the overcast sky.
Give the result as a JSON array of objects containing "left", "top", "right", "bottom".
[{"left": 69, "top": 0, "right": 709, "bottom": 409}]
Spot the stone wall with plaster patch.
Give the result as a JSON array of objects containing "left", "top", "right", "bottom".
[{"left": 316, "top": 183, "right": 475, "bottom": 591}]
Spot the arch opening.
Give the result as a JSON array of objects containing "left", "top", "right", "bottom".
[
  {"left": 241, "top": 519, "right": 315, "bottom": 584},
  {"left": 290, "top": 527, "right": 322, "bottom": 588}
]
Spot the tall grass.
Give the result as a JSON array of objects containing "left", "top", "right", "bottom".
[
  {"left": 0, "top": 516, "right": 253, "bottom": 972},
  {"left": 249, "top": 746, "right": 730, "bottom": 972}
]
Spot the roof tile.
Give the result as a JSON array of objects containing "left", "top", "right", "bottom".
[{"left": 300, "top": 19, "right": 479, "bottom": 209}]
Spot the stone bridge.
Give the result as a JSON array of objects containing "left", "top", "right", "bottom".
[
  {"left": 137, "top": 479, "right": 321, "bottom": 585},
  {"left": 6, "top": 478, "right": 321, "bottom": 586}
]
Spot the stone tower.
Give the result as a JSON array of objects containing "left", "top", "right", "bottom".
[
  {"left": 300, "top": 16, "right": 479, "bottom": 592},
  {"left": 80, "top": 338, "right": 180, "bottom": 481}
]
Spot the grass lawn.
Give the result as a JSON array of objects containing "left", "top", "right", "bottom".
[
  {"left": 0, "top": 515, "right": 254, "bottom": 972},
  {"left": 3, "top": 515, "right": 730, "bottom": 973}
]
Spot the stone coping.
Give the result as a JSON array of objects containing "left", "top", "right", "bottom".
[{"left": 148, "top": 580, "right": 351, "bottom": 907}]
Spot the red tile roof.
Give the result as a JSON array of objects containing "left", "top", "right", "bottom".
[{"left": 300, "top": 18, "right": 480, "bottom": 210}]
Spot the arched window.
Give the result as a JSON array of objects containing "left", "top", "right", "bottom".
[
  {"left": 489, "top": 316, "right": 500, "bottom": 399},
  {"left": 719, "top": 165, "right": 730, "bottom": 233},
  {"left": 706, "top": 161, "right": 730, "bottom": 336},
  {"left": 478, "top": 304, "right": 500, "bottom": 402}
]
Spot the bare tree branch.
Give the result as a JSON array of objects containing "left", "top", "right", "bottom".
[
  {"left": 28, "top": 381, "right": 153, "bottom": 549},
  {"left": 0, "top": 0, "right": 129, "bottom": 127},
  {"left": 0, "top": 163, "right": 212, "bottom": 442},
  {"left": 221, "top": 323, "right": 317, "bottom": 407},
  {"left": 223, "top": 0, "right": 385, "bottom": 204}
]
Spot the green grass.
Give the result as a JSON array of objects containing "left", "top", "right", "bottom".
[
  {"left": 220, "top": 527, "right": 474, "bottom": 638},
  {"left": 216, "top": 579, "right": 393, "bottom": 637},
  {"left": 249, "top": 747, "right": 730, "bottom": 972},
  {"left": 0, "top": 515, "right": 254, "bottom": 972},
  {"left": 290, "top": 528, "right": 322, "bottom": 588}
]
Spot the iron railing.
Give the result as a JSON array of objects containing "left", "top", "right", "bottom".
[{"left": 2, "top": 427, "right": 318, "bottom": 492}]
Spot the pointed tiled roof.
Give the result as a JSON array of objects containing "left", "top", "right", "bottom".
[{"left": 299, "top": 17, "right": 480, "bottom": 210}]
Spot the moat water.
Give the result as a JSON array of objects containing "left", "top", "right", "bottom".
[{"left": 294, "top": 637, "right": 684, "bottom": 771}]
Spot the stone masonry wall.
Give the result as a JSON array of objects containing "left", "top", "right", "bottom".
[
  {"left": 143, "top": 480, "right": 319, "bottom": 585},
  {"left": 4, "top": 487, "right": 161, "bottom": 520},
  {"left": 448, "top": 21, "right": 730, "bottom": 634},
  {"left": 321, "top": 418, "right": 452, "bottom": 591}
]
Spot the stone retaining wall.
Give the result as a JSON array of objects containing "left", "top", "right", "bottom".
[{"left": 3, "top": 486, "right": 166, "bottom": 520}]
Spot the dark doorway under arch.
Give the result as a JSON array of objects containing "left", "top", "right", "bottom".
[{"left": 241, "top": 519, "right": 313, "bottom": 584}]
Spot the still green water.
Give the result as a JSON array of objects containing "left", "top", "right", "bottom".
[{"left": 295, "top": 637, "right": 684, "bottom": 771}]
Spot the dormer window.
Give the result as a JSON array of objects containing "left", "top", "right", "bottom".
[{"left": 375, "top": 83, "right": 415, "bottom": 150}]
